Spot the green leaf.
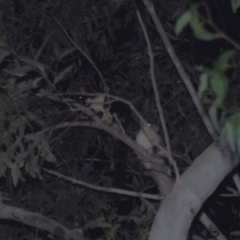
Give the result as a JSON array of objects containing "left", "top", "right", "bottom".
[
  {"left": 11, "top": 163, "right": 20, "bottom": 187},
  {"left": 0, "top": 153, "right": 8, "bottom": 177},
  {"left": 46, "top": 234, "right": 55, "bottom": 240},
  {"left": 10, "top": 135, "right": 24, "bottom": 154},
  {"left": 209, "top": 72, "right": 228, "bottom": 107},
  {"left": 214, "top": 50, "right": 236, "bottom": 72},
  {"left": 10, "top": 116, "right": 27, "bottom": 130},
  {"left": 175, "top": 11, "right": 192, "bottom": 36},
  {"left": 237, "top": 123, "right": 240, "bottom": 154},
  {"left": 231, "top": 0, "right": 240, "bottom": 13},
  {"left": 39, "top": 139, "right": 56, "bottom": 163},
  {"left": 209, "top": 106, "right": 220, "bottom": 132},
  {"left": 0, "top": 161, "right": 7, "bottom": 177},
  {"left": 198, "top": 73, "right": 209, "bottom": 98},
  {"left": 45, "top": 151, "right": 56, "bottom": 163},
  {"left": 4, "top": 65, "right": 33, "bottom": 77},
  {"left": 20, "top": 58, "right": 45, "bottom": 73},
  {"left": 84, "top": 216, "right": 111, "bottom": 229},
  {"left": 54, "top": 65, "right": 73, "bottom": 85},
  {"left": 226, "top": 120, "right": 236, "bottom": 151},
  {"left": 226, "top": 114, "right": 240, "bottom": 153},
  {"left": 190, "top": 16, "right": 219, "bottom": 41},
  {"left": 192, "top": 235, "right": 204, "bottom": 240},
  {"left": 24, "top": 131, "right": 45, "bottom": 148},
  {"left": 25, "top": 111, "right": 46, "bottom": 127},
  {"left": 34, "top": 34, "right": 51, "bottom": 61},
  {"left": 16, "top": 81, "right": 32, "bottom": 94},
  {"left": 140, "top": 195, "right": 156, "bottom": 211},
  {"left": 231, "top": 230, "right": 240, "bottom": 236},
  {"left": 29, "top": 154, "right": 39, "bottom": 178},
  {"left": 130, "top": 216, "right": 142, "bottom": 225},
  {"left": 59, "top": 47, "right": 77, "bottom": 60},
  {"left": 145, "top": 208, "right": 155, "bottom": 221},
  {"left": 116, "top": 215, "right": 127, "bottom": 223},
  {"left": 15, "top": 151, "right": 31, "bottom": 164}
]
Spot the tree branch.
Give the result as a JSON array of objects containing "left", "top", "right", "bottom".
[
  {"left": 0, "top": 202, "right": 85, "bottom": 240},
  {"left": 149, "top": 141, "right": 238, "bottom": 240},
  {"left": 142, "top": 0, "right": 217, "bottom": 140}
]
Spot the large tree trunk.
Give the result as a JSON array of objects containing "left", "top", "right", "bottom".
[{"left": 149, "top": 141, "right": 239, "bottom": 240}]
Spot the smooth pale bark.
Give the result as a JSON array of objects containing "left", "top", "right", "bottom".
[
  {"left": 0, "top": 202, "right": 85, "bottom": 240},
  {"left": 149, "top": 141, "right": 239, "bottom": 240}
]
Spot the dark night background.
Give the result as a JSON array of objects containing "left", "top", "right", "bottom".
[{"left": 0, "top": 0, "right": 240, "bottom": 239}]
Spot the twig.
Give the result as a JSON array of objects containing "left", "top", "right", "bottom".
[
  {"left": 135, "top": 6, "right": 180, "bottom": 181},
  {"left": 43, "top": 168, "right": 163, "bottom": 200},
  {"left": 35, "top": 3, "right": 109, "bottom": 92},
  {"left": 0, "top": 202, "right": 85, "bottom": 240},
  {"left": 135, "top": 6, "right": 171, "bottom": 155},
  {"left": 142, "top": 0, "right": 218, "bottom": 141}
]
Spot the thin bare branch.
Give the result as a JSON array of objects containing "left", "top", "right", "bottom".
[
  {"left": 43, "top": 168, "right": 163, "bottom": 200},
  {"left": 135, "top": 7, "right": 171, "bottom": 154},
  {"left": 0, "top": 202, "right": 85, "bottom": 240},
  {"left": 142, "top": 0, "right": 218, "bottom": 141},
  {"left": 35, "top": 3, "right": 109, "bottom": 92}
]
